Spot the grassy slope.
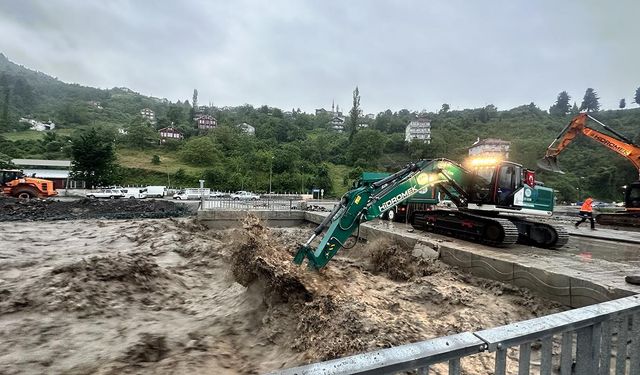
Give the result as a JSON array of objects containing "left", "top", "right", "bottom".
[
  {"left": 3, "top": 128, "right": 74, "bottom": 141},
  {"left": 116, "top": 148, "right": 206, "bottom": 175}
]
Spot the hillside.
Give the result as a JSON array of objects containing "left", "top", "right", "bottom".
[{"left": 1, "top": 53, "right": 640, "bottom": 200}]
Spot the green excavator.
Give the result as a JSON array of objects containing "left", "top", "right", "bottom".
[{"left": 294, "top": 157, "right": 567, "bottom": 269}]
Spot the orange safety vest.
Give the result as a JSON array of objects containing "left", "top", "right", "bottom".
[{"left": 580, "top": 198, "right": 593, "bottom": 212}]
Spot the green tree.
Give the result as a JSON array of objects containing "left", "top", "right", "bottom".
[
  {"left": 347, "top": 129, "right": 384, "bottom": 167},
  {"left": 167, "top": 104, "right": 185, "bottom": 126},
  {"left": 571, "top": 102, "right": 580, "bottom": 114},
  {"left": 549, "top": 91, "right": 571, "bottom": 116},
  {"left": 125, "top": 116, "right": 158, "bottom": 148},
  {"left": 70, "top": 128, "right": 118, "bottom": 188},
  {"left": 579, "top": 88, "right": 600, "bottom": 112},
  {"left": 348, "top": 86, "right": 360, "bottom": 143},
  {"left": 635, "top": 87, "right": 640, "bottom": 106},
  {"left": 0, "top": 73, "right": 10, "bottom": 131},
  {"left": 439, "top": 103, "right": 450, "bottom": 114},
  {"left": 180, "top": 136, "right": 221, "bottom": 166},
  {"left": 0, "top": 152, "right": 15, "bottom": 168},
  {"left": 190, "top": 89, "right": 198, "bottom": 121},
  {"left": 619, "top": 98, "right": 626, "bottom": 109},
  {"left": 151, "top": 155, "right": 160, "bottom": 165}
]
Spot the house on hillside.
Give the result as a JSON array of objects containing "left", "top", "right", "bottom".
[
  {"left": 468, "top": 138, "right": 511, "bottom": 159},
  {"left": 238, "top": 122, "right": 255, "bottom": 136},
  {"left": 404, "top": 116, "right": 431, "bottom": 143},
  {"left": 329, "top": 116, "right": 345, "bottom": 132},
  {"left": 159, "top": 127, "right": 184, "bottom": 142},
  {"left": 195, "top": 114, "right": 217, "bottom": 130},
  {"left": 19, "top": 118, "right": 55, "bottom": 131},
  {"left": 140, "top": 108, "right": 156, "bottom": 124}
]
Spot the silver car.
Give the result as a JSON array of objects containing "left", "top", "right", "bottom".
[{"left": 230, "top": 191, "right": 260, "bottom": 200}]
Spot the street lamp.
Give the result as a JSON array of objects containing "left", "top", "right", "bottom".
[{"left": 269, "top": 156, "right": 274, "bottom": 194}]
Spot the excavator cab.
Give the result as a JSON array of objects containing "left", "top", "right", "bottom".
[
  {"left": 625, "top": 181, "right": 640, "bottom": 209},
  {"left": 467, "top": 161, "right": 524, "bottom": 207},
  {"left": 0, "top": 169, "right": 24, "bottom": 185}
]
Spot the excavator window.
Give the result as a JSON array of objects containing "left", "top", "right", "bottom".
[
  {"left": 497, "top": 164, "right": 521, "bottom": 206},
  {"left": 627, "top": 184, "right": 640, "bottom": 208},
  {"left": 470, "top": 166, "right": 494, "bottom": 202}
]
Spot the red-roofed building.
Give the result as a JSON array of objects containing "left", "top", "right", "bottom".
[{"left": 159, "top": 127, "right": 184, "bottom": 142}]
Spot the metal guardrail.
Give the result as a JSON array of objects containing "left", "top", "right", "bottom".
[
  {"left": 271, "top": 295, "right": 640, "bottom": 375},
  {"left": 200, "top": 198, "right": 297, "bottom": 211}
]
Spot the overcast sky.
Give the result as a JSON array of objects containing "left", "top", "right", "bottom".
[{"left": 1, "top": 1, "right": 638, "bottom": 113}]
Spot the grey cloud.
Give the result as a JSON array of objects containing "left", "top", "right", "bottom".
[{"left": 1, "top": 0, "right": 639, "bottom": 113}]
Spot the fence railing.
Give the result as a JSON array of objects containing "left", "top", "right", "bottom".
[
  {"left": 271, "top": 294, "right": 640, "bottom": 375},
  {"left": 200, "top": 198, "right": 298, "bottom": 211}
]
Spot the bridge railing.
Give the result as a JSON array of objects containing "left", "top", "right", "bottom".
[
  {"left": 270, "top": 294, "right": 640, "bottom": 375},
  {"left": 200, "top": 197, "right": 297, "bottom": 211}
]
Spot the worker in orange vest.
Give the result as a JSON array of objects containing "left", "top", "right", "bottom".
[{"left": 574, "top": 197, "right": 596, "bottom": 230}]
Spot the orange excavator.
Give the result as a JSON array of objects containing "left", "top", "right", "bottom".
[{"left": 538, "top": 113, "right": 640, "bottom": 227}]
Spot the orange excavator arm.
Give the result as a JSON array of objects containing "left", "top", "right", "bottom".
[{"left": 538, "top": 113, "right": 640, "bottom": 178}]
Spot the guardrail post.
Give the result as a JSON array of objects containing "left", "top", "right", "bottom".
[
  {"left": 540, "top": 336, "right": 553, "bottom": 375},
  {"left": 599, "top": 320, "right": 612, "bottom": 374},
  {"left": 519, "top": 342, "right": 531, "bottom": 375},
  {"left": 560, "top": 332, "right": 573, "bottom": 375},
  {"left": 575, "top": 325, "right": 598, "bottom": 374},
  {"left": 629, "top": 313, "right": 640, "bottom": 374},
  {"left": 448, "top": 358, "right": 460, "bottom": 375},
  {"left": 494, "top": 346, "right": 507, "bottom": 375},
  {"left": 615, "top": 315, "right": 629, "bottom": 374}
]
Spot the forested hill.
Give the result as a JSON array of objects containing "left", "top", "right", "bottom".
[{"left": 1, "top": 53, "right": 639, "bottom": 201}]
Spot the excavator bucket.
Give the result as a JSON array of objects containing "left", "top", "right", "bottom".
[
  {"left": 293, "top": 245, "right": 311, "bottom": 265},
  {"left": 537, "top": 156, "right": 565, "bottom": 174}
]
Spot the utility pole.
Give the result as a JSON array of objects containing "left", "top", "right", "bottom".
[{"left": 269, "top": 156, "right": 274, "bottom": 194}]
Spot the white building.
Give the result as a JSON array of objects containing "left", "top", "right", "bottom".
[
  {"left": 238, "top": 122, "right": 255, "bottom": 136},
  {"left": 329, "top": 116, "right": 345, "bottom": 132},
  {"left": 404, "top": 117, "right": 431, "bottom": 143},
  {"left": 140, "top": 108, "right": 156, "bottom": 124},
  {"left": 468, "top": 138, "right": 511, "bottom": 159},
  {"left": 19, "top": 118, "right": 55, "bottom": 131}
]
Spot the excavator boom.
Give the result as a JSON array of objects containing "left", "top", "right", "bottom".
[
  {"left": 538, "top": 114, "right": 640, "bottom": 226},
  {"left": 294, "top": 159, "right": 460, "bottom": 269},
  {"left": 538, "top": 113, "right": 640, "bottom": 177},
  {"left": 295, "top": 157, "right": 566, "bottom": 270}
]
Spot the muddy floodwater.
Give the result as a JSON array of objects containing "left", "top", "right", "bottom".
[{"left": 0, "top": 216, "right": 564, "bottom": 374}]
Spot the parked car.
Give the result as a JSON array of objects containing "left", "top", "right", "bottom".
[
  {"left": 120, "top": 187, "right": 147, "bottom": 199},
  {"left": 209, "top": 191, "right": 225, "bottom": 198},
  {"left": 593, "top": 201, "right": 614, "bottom": 209},
  {"left": 86, "top": 189, "right": 125, "bottom": 199},
  {"left": 173, "top": 188, "right": 210, "bottom": 200},
  {"left": 230, "top": 191, "right": 260, "bottom": 200}
]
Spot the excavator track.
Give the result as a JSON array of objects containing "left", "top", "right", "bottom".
[
  {"left": 411, "top": 210, "right": 519, "bottom": 247},
  {"left": 507, "top": 217, "right": 569, "bottom": 249}
]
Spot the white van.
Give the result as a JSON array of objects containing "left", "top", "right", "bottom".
[
  {"left": 119, "top": 187, "right": 147, "bottom": 199},
  {"left": 173, "top": 188, "right": 210, "bottom": 200},
  {"left": 146, "top": 186, "right": 166, "bottom": 198}
]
